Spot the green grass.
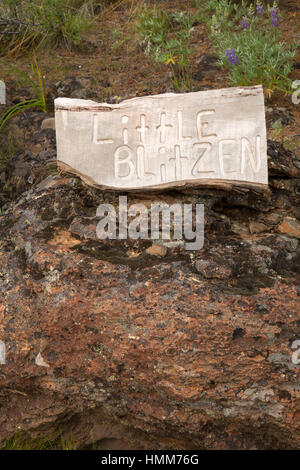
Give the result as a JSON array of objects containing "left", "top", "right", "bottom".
[
  {"left": 3, "top": 431, "right": 77, "bottom": 450},
  {"left": 0, "top": 55, "right": 47, "bottom": 132},
  {"left": 0, "top": 0, "right": 94, "bottom": 55},
  {"left": 136, "top": 4, "right": 199, "bottom": 90}
]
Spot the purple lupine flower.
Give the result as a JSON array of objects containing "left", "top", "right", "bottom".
[
  {"left": 271, "top": 17, "right": 279, "bottom": 27},
  {"left": 256, "top": 4, "right": 264, "bottom": 15},
  {"left": 241, "top": 17, "right": 250, "bottom": 29},
  {"left": 270, "top": 7, "right": 280, "bottom": 27},
  {"left": 225, "top": 49, "right": 239, "bottom": 66}
]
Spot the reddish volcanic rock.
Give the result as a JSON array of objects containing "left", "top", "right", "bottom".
[{"left": 0, "top": 168, "right": 299, "bottom": 449}]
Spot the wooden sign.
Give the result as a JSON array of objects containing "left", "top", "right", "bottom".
[{"left": 55, "top": 85, "right": 268, "bottom": 191}]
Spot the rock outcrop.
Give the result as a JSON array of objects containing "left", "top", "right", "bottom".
[{"left": 0, "top": 111, "right": 299, "bottom": 449}]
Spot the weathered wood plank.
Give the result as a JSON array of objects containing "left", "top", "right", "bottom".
[{"left": 55, "top": 85, "right": 268, "bottom": 191}]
